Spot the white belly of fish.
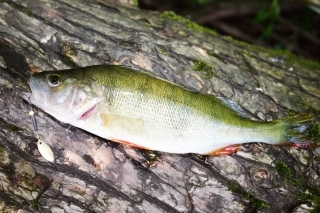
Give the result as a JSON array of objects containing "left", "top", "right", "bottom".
[{"left": 70, "top": 92, "right": 280, "bottom": 154}]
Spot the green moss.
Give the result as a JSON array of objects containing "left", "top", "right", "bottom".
[
  {"left": 192, "top": 59, "right": 215, "bottom": 79},
  {"left": 0, "top": 146, "right": 6, "bottom": 154},
  {"left": 160, "top": 11, "right": 217, "bottom": 36},
  {"left": 275, "top": 161, "right": 292, "bottom": 183},
  {"left": 274, "top": 161, "right": 303, "bottom": 186},
  {"left": 159, "top": 47, "right": 169, "bottom": 56},
  {"left": 308, "top": 123, "right": 320, "bottom": 143},
  {"left": 242, "top": 50, "right": 254, "bottom": 64},
  {"left": 208, "top": 51, "right": 219, "bottom": 59},
  {"left": 286, "top": 109, "right": 299, "bottom": 116},
  {"left": 286, "top": 90, "right": 320, "bottom": 120},
  {"left": 133, "top": 0, "right": 139, "bottom": 7},
  {"left": 30, "top": 198, "right": 40, "bottom": 211},
  {"left": 243, "top": 190, "right": 271, "bottom": 210},
  {"left": 8, "top": 123, "right": 24, "bottom": 132},
  {"left": 0, "top": 146, "right": 7, "bottom": 163},
  {"left": 0, "top": 118, "right": 24, "bottom": 132},
  {"left": 43, "top": 19, "right": 50, "bottom": 25},
  {"left": 144, "top": 22, "right": 152, "bottom": 27},
  {"left": 267, "top": 49, "right": 320, "bottom": 70},
  {"left": 302, "top": 155, "right": 310, "bottom": 161},
  {"left": 228, "top": 181, "right": 270, "bottom": 210},
  {"left": 275, "top": 161, "right": 320, "bottom": 211},
  {"left": 299, "top": 187, "right": 320, "bottom": 213},
  {"left": 314, "top": 155, "right": 320, "bottom": 162},
  {"left": 225, "top": 35, "right": 320, "bottom": 71},
  {"left": 160, "top": 11, "right": 185, "bottom": 21},
  {"left": 229, "top": 180, "right": 239, "bottom": 192}
]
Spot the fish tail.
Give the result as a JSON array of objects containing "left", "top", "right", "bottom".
[{"left": 280, "top": 113, "right": 319, "bottom": 148}]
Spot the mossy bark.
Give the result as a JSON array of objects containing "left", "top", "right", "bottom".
[{"left": 0, "top": 0, "right": 319, "bottom": 212}]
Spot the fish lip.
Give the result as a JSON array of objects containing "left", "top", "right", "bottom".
[{"left": 79, "top": 103, "right": 99, "bottom": 121}]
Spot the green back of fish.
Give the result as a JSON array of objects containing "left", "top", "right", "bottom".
[{"left": 48, "top": 65, "right": 269, "bottom": 129}]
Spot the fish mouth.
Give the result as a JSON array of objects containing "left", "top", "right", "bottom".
[{"left": 79, "top": 103, "right": 99, "bottom": 120}]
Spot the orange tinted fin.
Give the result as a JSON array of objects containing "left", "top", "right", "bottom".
[
  {"left": 205, "top": 144, "right": 241, "bottom": 156},
  {"left": 283, "top": 142, "right": 318, "bottom": 149},
  {"left": 111, "top": 139, "right": 149, "bottom": 150}
]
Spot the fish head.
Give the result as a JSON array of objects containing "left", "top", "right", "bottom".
[{"left": 26, "top": 70, "right": 103, "bottom": 123}]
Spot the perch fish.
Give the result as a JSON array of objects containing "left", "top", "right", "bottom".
[{"left": 25, "top": 65, "right": 315, "bottom": 155}]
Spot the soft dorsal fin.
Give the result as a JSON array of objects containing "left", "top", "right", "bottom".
[{"left": 217, "top": 97, "right": 248, "bottom": 118}]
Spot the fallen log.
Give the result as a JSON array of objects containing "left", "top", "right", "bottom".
[{"left": 0, "top": 0, "right": 319, "bottom": 212}]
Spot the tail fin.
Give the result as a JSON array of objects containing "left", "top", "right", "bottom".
[{"left": 280, "top": 114, "right": 319, "bottom": 148}]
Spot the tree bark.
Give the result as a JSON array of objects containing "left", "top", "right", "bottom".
[{"left": 0, "top": 0, "right": 320, "bottom": 212}]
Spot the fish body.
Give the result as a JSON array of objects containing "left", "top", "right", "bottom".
[{"left": 27, "top": 65, "right": 314, "bottom": 155}]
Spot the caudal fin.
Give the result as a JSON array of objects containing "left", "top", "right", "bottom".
[{"left": 281, "top": 113, "right": 319, "bottom": 148}]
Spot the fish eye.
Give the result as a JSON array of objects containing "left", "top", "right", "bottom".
[{"left": 47, "top": 74, "right": 61, "bottom": 87}]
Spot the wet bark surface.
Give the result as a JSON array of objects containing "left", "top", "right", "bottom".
[{"left": 0, "top": 0, "right": 320, "bottom": 212}]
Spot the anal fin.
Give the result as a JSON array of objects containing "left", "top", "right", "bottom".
[
  {"left": 205, "top": 144, "right": 242, "bottom": 156},
  {"left": 111, "top": 138, "right": 149, "bottom": 150}
]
